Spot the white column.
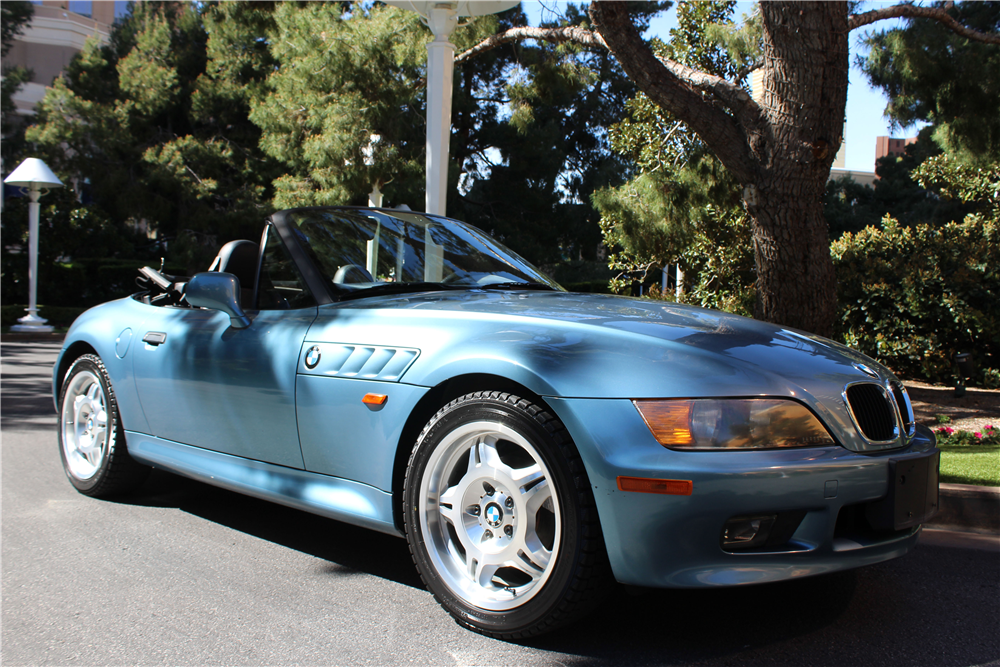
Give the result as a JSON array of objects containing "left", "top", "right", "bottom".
[
  {"left": 368, "top": 183, "right": 383, "bottom": 208},
  {"left": 425, "top": 7, "right": 457, "bottom": 216},
  {"left": 12, "top": 187, "right": 52, "bottom": 331}
]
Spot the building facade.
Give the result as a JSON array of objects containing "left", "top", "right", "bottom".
[{"left": 3, "top": 1, "right": 127, "bottom": 118}]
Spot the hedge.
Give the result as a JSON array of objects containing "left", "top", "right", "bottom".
[
  {"left": 2, "top": 305, "right": 88, "bottom": 328},
  {"left": 831, "top": 215, "right": 999, "bottom": 386}
]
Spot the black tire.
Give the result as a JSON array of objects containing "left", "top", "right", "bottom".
[
  {"left": 403, "top": 391, "right": 609, "bottom": 639},
  {"left": 58, "top": 354, "right": 149, "bottom": 497}
]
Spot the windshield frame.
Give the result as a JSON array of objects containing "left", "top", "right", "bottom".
[{"left": 269, "top": 206, "right": 563, "bottom": 303}]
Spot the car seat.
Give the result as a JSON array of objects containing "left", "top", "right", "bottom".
[{"left": 208, "top": 240, "right": 259, "bottom": 307}]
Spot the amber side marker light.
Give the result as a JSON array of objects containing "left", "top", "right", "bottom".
[
  {"left": 617, "top": 476, "right": 693, "bottom": 496},
  {"left": 362, "top": 393, "right": 388, "bottom": 405}
]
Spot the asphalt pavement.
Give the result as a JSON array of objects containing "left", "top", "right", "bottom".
[{"left": 3, "top": 340, "right": 999, "bottom": 666}]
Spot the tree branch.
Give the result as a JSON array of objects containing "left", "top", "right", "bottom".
[
  {"left": 454, "top": 13, "right": 760, "bottom": 140},
  {"left": 454, "top": 25, "right": 607, "bottom": 65},
  {"left": 656, "top": 57, "right": 756, "bottom": 117},
  {"left": 849, "top": 3, "right": 1000, "bottom": 44},
  {"left": 589, "top": 1, "right": 759, "bottom": 183}
]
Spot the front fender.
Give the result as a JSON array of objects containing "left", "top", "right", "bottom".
[{"left": 54, "top": 296, "right": 151, "bottom": 434}]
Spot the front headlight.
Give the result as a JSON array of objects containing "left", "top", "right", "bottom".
[{"left": 633, "top": 398, "right": 835, "bottom": 450}]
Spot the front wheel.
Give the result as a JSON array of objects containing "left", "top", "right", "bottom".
[
  {"left": 58, "top": 354, "right": 148, "bottom": 497},
  {"left": 403, "top": 392, "right": 609, "bottom": 639}
]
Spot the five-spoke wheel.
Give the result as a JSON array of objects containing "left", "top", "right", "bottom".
[
  {"left": 58, "top": 354, "right": 148, "bottom": 496},
  {"left": 61, "top": 367, "right": 110, "bottom": 481},
  {"left": 404, "top": 392, "right": 607, "bottom": 639},
  {"left": 420, "top": 420, "right": 561, "bottom": 610}
]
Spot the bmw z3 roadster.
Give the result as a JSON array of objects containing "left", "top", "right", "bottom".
[{"left": 54, "top": 206, "right": 939, "bottom": 638}]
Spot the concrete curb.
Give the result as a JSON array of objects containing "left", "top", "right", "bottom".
[{"left": 927, "top": 483, "right": 1000, "bottom": 535}]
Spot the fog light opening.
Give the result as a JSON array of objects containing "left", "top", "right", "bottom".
[{"left": 721, "top": 514, "right": 776, "bottom": 551}]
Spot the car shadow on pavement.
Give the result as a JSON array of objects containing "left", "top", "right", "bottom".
[
  {"left": 116, "top": 469, "right": 425, "bottom": 590},
  {"left": 527, "top": 541, "right": 1000, "bottom": 666},
  {"left": 112, "top": 468, "right": 1000, "bottom": 666}
]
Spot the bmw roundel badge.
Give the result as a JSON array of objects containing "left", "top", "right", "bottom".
[
  {"left": 485, "top": 503, "right": 503, "bottom": 528},
  {"left": 304, "top": 345, "right": 321, "bottom": 369}
]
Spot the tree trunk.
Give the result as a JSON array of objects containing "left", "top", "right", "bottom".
[
  {"left": 591, "top": 1, "right": 849, "bottom": 337},
  {"left": 745, "top": 2, "right": 849, "bottom": 335}
]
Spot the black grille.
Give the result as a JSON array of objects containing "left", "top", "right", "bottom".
[
  {"left": 890, "top": 382, "right": 914, "bottom": 431},
  {"left": 846, "top": 383, "right": 896, "bottom": 441}
]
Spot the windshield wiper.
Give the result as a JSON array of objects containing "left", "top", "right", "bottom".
[
  {"left": 335, "top": 282, "right": 465, "bottom": 301},
  {"left": 475, "top": 281, "right": 555, "bottom": 291}
]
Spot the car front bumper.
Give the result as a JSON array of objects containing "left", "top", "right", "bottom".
[{"left": 547, "top": 397, "right": 938, "bottom": 588}]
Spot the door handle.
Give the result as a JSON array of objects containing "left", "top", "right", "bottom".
[{"left": 142, "top": 332, "right": 167, "bottom": 346}]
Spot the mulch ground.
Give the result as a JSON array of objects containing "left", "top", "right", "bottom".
[{"left": 905, "top": 381, "right": 1000, "bottom": 433}]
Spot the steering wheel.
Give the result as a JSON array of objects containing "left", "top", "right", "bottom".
[{"left": 334, "top": 264, "right": 375, "bottom": 284}]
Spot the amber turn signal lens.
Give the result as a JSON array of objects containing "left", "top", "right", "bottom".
[
  {"left": 617, "top": 476, "right": 693, "bottom": 495},
  {"left": 633, "top": 400, "right": 693, "bottom": 446},
  {"left": 362, "top": 393, "right": 388, "bottom": 405}
]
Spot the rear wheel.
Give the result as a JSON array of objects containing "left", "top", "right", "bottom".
[
  {"left": 403, "top": 391, "right": 609, "bottom": 639},
  {"left": 58, "top": 354, "right": 148, "bottom": 497}
]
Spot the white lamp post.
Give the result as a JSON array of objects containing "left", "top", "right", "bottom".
[
  {"left": 4, "top": 158, "right": 64, "bottom": 332},
  {"left": 387, "top": 1, "right": 517, "bottom": 216},
  {"left": 362, "top": 133, "right": 384, "bottom": 208}
]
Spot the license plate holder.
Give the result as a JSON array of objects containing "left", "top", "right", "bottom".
[{"left": 866, "top": 450, "right": 940, "bottom": 531}]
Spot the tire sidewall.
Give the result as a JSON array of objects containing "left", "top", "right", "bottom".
[
  {"left": 58, "top": 354, "right": 121, "bottom": 494},
  {"left": 404, "top": 394, "right": 585, "bottom": 636}
]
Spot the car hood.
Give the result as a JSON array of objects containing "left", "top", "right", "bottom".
[{"left": 309, "top": 290, "right": 900, "bottom": 451}]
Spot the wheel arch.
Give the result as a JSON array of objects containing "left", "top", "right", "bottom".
[
  {"left": 390, "top": 373, "right": 554, "bottom": 532},
  {"left": 53, "top": 341, "right": 98, "bottom": 410}
]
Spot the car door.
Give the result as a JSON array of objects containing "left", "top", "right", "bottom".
[{"left": 132, "top": 226, "right": 317, "bottom": 469}]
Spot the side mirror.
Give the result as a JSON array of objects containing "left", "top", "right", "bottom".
[{"left": 184, "top": 272, "right": 252, "bottom": 329}]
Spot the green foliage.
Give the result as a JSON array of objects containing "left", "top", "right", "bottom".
[
  {"left": 0, "top": 189, "right": 147, "bottom": 307},
  {"left": 251, "top": 2, "right": 427, "bottom": 209},
  {"left": 1, "top": 0, "right": 32, "bottom": 57},
  {"left": 831, "top": 215, "right": 999, "bottom": 383},
  {"left": 936, "top": 424, "right": 1000, "bottom": 446},
  {"left": 25, "top": 2, "right": 281, "bottom": 274},
  {"left": 2, "top": 305, "right": 86, "bottom": 329},
  {"left": 451, "top": 3, "right": 650, "bottom": 266},
  {"left": 859, "top": 1, "right": 1000, "bottom": 163},
  {"left": 1, "top": 0, "right": 33, "bottom": 164},
  {"left": 673, "top": 204, "right": 755, "bottom": 315},
  {"left": 823, "top": 132, "right": 975, "bottom": 239},
  {"left": 594, "top": 1, "right": 756, "bottom": 308},
  {"left": 912, "top": 153, "right": 1000, "bottom": 222}
]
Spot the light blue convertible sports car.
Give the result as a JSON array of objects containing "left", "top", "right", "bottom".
[{"left": 54, "top": 206, "right": 939, "bottom": 638}]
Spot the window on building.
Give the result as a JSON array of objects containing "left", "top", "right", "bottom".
[
  {"left": 114, "top": 1, "right": 130, "bottom": 20},
  {"left": 68, "top": 1, "right": 92, "bottom": 17}
]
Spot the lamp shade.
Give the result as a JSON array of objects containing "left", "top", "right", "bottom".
[
  {"left": 4, "top": 158, "right": 64, "bottom": 189},
  {"left": 385, "top": 1, "right": 518, "bottom": 18}
]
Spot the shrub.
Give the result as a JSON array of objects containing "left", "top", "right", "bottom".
[
  {"left": 1, "top": 305, "right": 88, "bottom": 328},
  {"left": 831, "top": 214, "right": 999, "bottom": 383},
  {"left": 935, "top": 424, "right": 999, "bottom": 446}
]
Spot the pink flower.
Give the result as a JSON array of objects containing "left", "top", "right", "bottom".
[
  {"left": 985, "top": 425, "right": 996, "bottom": 431},
  {"left": 974, "top": 432, "right": 983, "bottom": 439},
  {"left": 937, "top": 427, "right": 955, "bottom": 435}
]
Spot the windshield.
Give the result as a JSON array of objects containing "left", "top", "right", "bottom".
[{"left": 285, "top": 208, "right": 562, "bottom": 299}]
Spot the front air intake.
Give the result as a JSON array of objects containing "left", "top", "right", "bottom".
[{"left": 845, "top": 383, "right": 896, "bottom": 442}]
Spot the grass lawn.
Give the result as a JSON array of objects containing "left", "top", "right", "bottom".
[{"left": 939, "top": 443, "right": 1000, "bottom": 487}]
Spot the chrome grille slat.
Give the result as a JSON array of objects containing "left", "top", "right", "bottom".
[{"left": 890, "top": 381, "right": 915, "bottom": 436}]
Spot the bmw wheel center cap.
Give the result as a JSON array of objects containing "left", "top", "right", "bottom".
[{"left": 484, "top": 503, "right": 503, "bottom": 528}]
